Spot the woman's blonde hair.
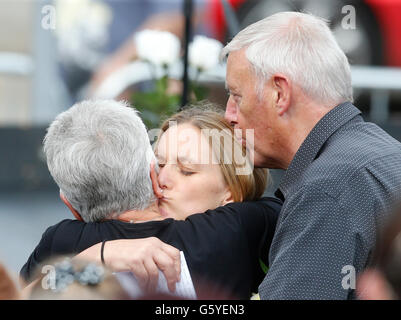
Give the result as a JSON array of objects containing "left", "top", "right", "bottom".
[{"left": 157, "top": 103, "right": 269, "bottom": 202}]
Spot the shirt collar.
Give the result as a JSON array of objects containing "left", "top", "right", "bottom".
[{"left": 276, "top": 101, "right": 362, "bottom": 199}]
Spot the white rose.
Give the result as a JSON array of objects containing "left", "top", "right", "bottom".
[
  {"left": 189, "top": 35, "right": 223, "bottom": 71},
  {"left": 134, "top": 29, "right": 181, "bottom": 67}
]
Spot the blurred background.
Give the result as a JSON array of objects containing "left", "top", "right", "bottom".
[{"left": 0, "top": 0, "right": 401, "bottom": 282}]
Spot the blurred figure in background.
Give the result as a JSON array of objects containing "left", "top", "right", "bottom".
[
  {"left": 27, "top": 256, "right": 232, "bottom": 300},
  {"left": 54, "top": 0, "right": 208, "bottom": 101},
  {"left": 28, "top": 257, "right": 130, "bottom": 300},
  {"left": 357, "top": 206, "right": 401, "bottom": 300},
  {"left": 0, "top": 263, "right": 20, "bottom": 300}
]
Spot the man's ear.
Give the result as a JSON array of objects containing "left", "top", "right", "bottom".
[
  {"left": 150, "top": 161, "right": 163, "bottom": 199},
  {"left": 59, "top": 191, "right": 84, "bottom": 222},
  {"left": 272, "top": 74, "right": 291, "bottom": 116}
]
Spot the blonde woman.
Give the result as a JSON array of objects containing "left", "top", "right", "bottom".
[
  {"left": 153, "top": 105, "right": 268, "bottom": 220},
  {"left": 21, "top": 101, "right": 281, "bottom": 299}
]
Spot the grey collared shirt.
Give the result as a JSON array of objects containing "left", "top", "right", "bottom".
[{"left": 258, "top": 102, "right": 401, "bottom": 300}]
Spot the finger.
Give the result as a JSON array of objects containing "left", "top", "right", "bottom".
[
  {"left": 162, "top": 243, "right": 181, "bottom": 281},
  {"left": 129, "top": 262, "right": 149, "bottom": 291},
  {"left": 153, "top": 249, "right": 180, "bottom": 293},
  {"left": 143, "top": 257, "right": 160, "bottom": 293}
]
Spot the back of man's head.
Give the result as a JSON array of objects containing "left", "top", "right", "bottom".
[
  {"left": 44, "top": 100, "right": 155, "bottom": 222},
  {"left": 222, "top": 11, "right": 353, "bottom": 106}
]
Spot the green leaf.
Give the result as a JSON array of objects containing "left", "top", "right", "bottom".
[
  {"left": 190, "top": 82, "right": 209, "bottom": 101},
  {"left": 259, "top": 258, "right": 269, "bottom": 274},
  {"left": 155, "top": 76, "right": 168, "bottom": 94},
  {"left": 130, "top": 73, "right": 210, "bottom": 129}
]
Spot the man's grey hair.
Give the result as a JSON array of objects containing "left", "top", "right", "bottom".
[
  {"left": 222, "top": 11, "right": 353, "bottom": 105},
  {"left": 44, "top": 100, "right": 156, "bottom": 222}
]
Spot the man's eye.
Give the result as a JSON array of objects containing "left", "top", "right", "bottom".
[
  {"left": 228, "top": 92, "right": 240, "bottom": 102},
  {"left": 234, "top": 95, "right": 241, "bottom": 102},
  {"left": 158, "top": 163, "right": 165, "bottom": 168}
]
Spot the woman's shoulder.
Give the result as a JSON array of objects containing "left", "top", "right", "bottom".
[
  {"left": 224, "top": 196, "right": 282, "bottom": 216},
  {"left": 255, "top": 196, "right": 283, "bottom": 211},
  {"left": 182, "top": 197, "right": 282, "bottom": 226}
]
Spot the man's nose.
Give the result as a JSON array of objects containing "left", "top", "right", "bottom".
[{"left": 225, "top": 96, "right": 238, "bottom": 126}]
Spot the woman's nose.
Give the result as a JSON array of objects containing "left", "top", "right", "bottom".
[{"left": 158, "top": 165, "right": 173, "bottom": 189}]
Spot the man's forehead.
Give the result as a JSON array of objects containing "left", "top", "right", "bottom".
[
  {"left": 225, "top": 77, "right": 240, "bottom": 92},
  {"left": 226, "top": 52, "right": 249, "bottom": 86},
  {"left": 225, "top": 66, "right": 238, "bottom": 90}
]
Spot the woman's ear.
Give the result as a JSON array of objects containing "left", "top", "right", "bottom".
[
  {"left": 150, "top": 161, "right": 163, "bottom": 199},
  {"left": 59, "top": 191, "right": 84, "bottom": 221},
  {"left": 221, "top": 188, "right": 235, "bottom": 206}
]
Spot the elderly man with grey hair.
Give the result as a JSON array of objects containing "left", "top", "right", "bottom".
[
  {"left": 21, "top": 99, "right": 181, "bottom": 291},
  {"left": 44, "top": 99, "right": 158, "bottom": 223},
  {"left": 221, "top": 11, "right": 401, "bottom": 299}
]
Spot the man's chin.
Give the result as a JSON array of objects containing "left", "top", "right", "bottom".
[{"left": 253, "top": 153, "right": 281, "bottom": 169}]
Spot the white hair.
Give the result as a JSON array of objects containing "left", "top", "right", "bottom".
[
  {"left": 222, "top": 11, "right": 353, "bottom": 105},
  {"left": 44, "top": 100, "right": 155, "bottom": 222}
]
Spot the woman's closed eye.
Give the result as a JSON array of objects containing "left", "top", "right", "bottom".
[
  {"left": 179, "top": 164, "right": 195, "bottom": 176},
  {"left": 180, "top": 168, "right": 194, "bottom": 176},
  {"left": 177, "top": 157, "right": 197, "bottom": 176},
  {"left": 159, "top": 162, "right": 194, "bottom": 176}
]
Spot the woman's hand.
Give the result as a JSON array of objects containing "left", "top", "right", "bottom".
[{"left": 75, "top": 237, "right": 181, "bottom": 293}]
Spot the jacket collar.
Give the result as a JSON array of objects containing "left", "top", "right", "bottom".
[{"left": 276, "top": 101, "right": 362, "bottom": 200}]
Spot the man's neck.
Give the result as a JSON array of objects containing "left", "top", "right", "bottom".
[
  {"left": 283, "top": 99, "right": 336, "bottom": 168},
  {"left": 116, "top": 201, "right": 163, "bottom": 223}
]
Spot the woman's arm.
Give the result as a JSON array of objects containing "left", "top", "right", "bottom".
[{"left": 75, "top": 237, "right": 181, "bottom": 293}]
